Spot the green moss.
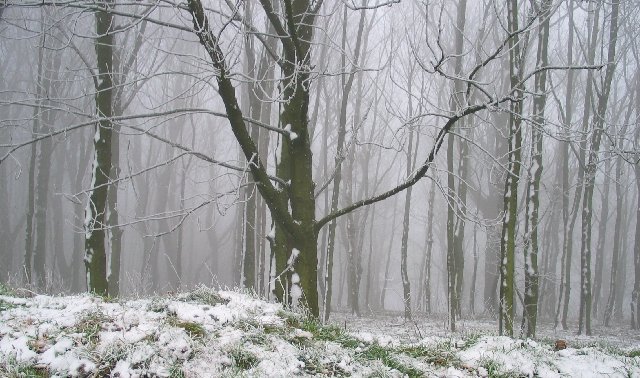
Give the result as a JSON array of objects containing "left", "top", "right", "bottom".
[
  {"left": 166, "top": 315, "right": 206, "bottom": 338},
  {"left": 627, "top": 349, "right": 640, "bottom": 358}
]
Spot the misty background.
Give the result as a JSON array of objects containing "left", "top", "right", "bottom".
[{"left": 0, "top": 0, "right": 638, "bottom": 338}]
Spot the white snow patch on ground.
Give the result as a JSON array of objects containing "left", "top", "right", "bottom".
[{"left": 2, "top": 288, "right": 640, "bottom": 377}]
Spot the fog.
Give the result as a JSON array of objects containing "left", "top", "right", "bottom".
[{"left": 1, "top": 0, "right": 639, "bottom": 338}]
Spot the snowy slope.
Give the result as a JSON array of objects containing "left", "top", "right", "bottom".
[{"left": 1, "top": 286, "right": 640, "bottom": 377}]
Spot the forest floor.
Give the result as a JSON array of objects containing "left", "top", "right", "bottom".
[{"left": 1, "top": 285, "right": 640, "bottom": 377}]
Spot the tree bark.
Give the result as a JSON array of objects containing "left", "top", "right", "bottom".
[
  {"left": 499, "top": 0, "right": 525, "bottom": 337},
  {"left": 85, "top": 0, "right": 114, "bottom": 296},
  {"left": 521, "top": 0, "right": 551, "bottom": 338},
  {"left": 579, "top": 0, "right": 619, "bottom": 336},
  {"left": 556, "top": 0, "right": 595, "bottom": 331}
]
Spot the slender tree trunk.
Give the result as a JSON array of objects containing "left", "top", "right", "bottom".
[
  {"left": 604, "top": 161, "right": 623, "bottom": 326},
  {"left": 418, "top": 180, "right": 436, "bottom": 314},
  {"left": 446, "top": 0, "right": 467, "bottom": 331},
  {"left": 32, "top": 131, "right": 52, "bottom": 290},
  {"left": 521, "top": 0, "right": 551, "bottom": 338},
  {"left": 85, "top": 1, "right": 114, "bottom": 296},
  {"left": 605, "top": 95, "right": 634, "bottom": 322},
  {"left": 579, "top": 0, "right": 619, "bottom": 336},
  {"left": 470, "top": 214, "right": 479, "bottom": 315},
  {"left": 107, "top": 101, "right": 122, "bottom": 297},
  {"left": 632, "top": 163, "right": 640, "bottom": 328},
  {"left": 400, "top": 128, "right": 415, "bottom": 321},
  {"left": 556, "top": 1, "right": 597, "bottom": 331},
  {"left": 322, "top": 7, "right": 365, "bottom": 321},
  {"left": 592, "top": 152, "right": 611, "bottom": 319},
  {"left": 24, "top": 24, "right": 47, "bottom": 287},
  {"left": 499, "top": 0, "right": 524, "bottom": 337},
  {"left": 381, "top": 194, "right": 400, "bottom": 310}
]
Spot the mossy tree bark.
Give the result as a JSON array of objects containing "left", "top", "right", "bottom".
[
  {"left": 85, "top": 0, "right": 114, "bottom": 296},
  {"left": 522, "top": 0, "right": 551, "bottom": 338},
  {"left": 499, "top": 0, "right": 525, "bottom": 337}
]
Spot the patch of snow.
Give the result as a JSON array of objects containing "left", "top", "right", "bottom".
[{"left": 3, "top": 288, "right": 640, "bottom": 377}]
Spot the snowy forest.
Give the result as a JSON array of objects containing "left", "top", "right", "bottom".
[{"left": 1, "top": 0, "right": 640, "bottom": 350}]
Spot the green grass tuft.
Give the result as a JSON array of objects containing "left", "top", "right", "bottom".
[
  {"left": 397, "top": 344, "right": 460, "bottom": 367},
  {"left": 0, "top": 283, "right": 16, "bottom": 296},
  {"left": 627, "top": 349, "right": 640, "bottom": 358},
  {"left": 358, "top": 343, "right": 423, "bottom": 378},
  {"left": 0, "top": 298, "right": 17, "bottom": 313},
  {"left": 479, "top": 358, "right": 526, "bottom": 378},
  {"left": 181, "top": 286, "right": 229, "bottom": 306},
  {"left": 69, "top": 310, "right": 112, "bottom": 346},
  {"left": 229, "top": 347, "right": 259, "bottom": 370},
  {"left": 168, "top": 364, "right": 186, "bottom": 378},
  {"left": 0, "top": 356, "right": 49, "bottom": 377},
  {"left": 166, "top": 315, "right": 207, "bottom": 338}
]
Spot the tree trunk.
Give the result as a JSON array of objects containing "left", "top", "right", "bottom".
[
  {"left": 606, "top": 88, "right": 636, "bottom": 323},
  {"left": 470, "top": 214, "right": 479, "bottom": 315},
  {"left": 446, "top": 0, "right": 467, "bottom": 331},
  {"left": 499, "top": 0, "right": 524, "bottom": 337},
  {"left": 381, "top": 194, "right": 400, "bottom": 310},
  {"left": 592, "top": 151, "right": 611, "bottom": 319},
  {"left": 24, "top": 23, "right": 47, "bottom": 287},
  {"left": 400, "top": 128, "right": 415, "bottom": 321},
  {"left": 418, "top": 180, "right": 436, "bottom": 314},
  {"left": 579, "top": 0, "right": 619, "bottom": 336},
  {"left": 556, "top": 0, "right": 596, "bottom": 330},
  {"left": 85, "top": 0, "right": 114, "bottom": 296},
  {"left": 632, "top": 164, "right": 640, "bottom": 329},
  {"left": 107, "top": 102, "right": 123, "bottom": 297},
  {"left": 322, "top": 6, "right": 366, "bottom": 321},
  {"left": 521, "top": 0, "right": 551, "bottom": 338}
]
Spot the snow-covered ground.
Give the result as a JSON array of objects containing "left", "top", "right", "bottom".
[{"left": 1, "top": 286, "right": 639, "bottom": 377}]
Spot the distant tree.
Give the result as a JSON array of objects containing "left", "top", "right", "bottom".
[{"left": 579, "top": 0, "right": 619, "bottom": 336}]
